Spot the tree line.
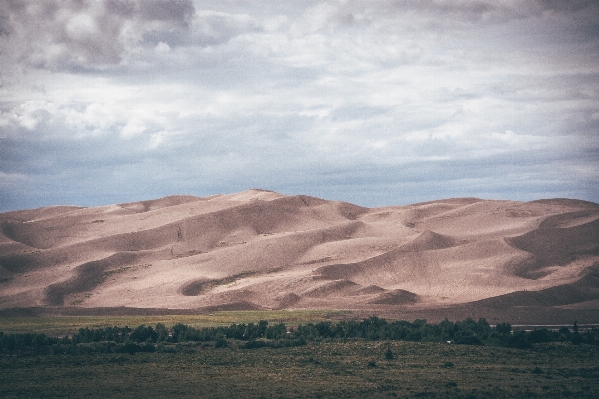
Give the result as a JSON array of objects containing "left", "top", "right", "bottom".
[{"left": 1, "top": 317, "right": 597, "bottom": 355}]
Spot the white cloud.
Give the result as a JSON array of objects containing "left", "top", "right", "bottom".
[{"left": 154, "top": 41, "right": 171, "bottom": 53}]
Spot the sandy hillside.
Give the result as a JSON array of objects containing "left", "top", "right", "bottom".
[{"left": 1, "top": 189, "right": 598, "bottom": 321}]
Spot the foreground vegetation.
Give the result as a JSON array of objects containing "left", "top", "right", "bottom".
[
  {"left": 1, "top": 340, "right": 598, "bottom": 398},
  {"left": 1, "top": 317, "right": 598, "bottom": 398},
  {"left": 1, "top": 317, "right": 597, "bottom": 355}
]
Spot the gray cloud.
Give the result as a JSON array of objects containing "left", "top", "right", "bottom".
[
  {"left": 136, "top": 0, "right": 194, "bottom": 23},
  {"left": 538, "top": 0, "right": 597, "bottom": 13},
  {"left": 0, "top": 0, "right": 195, "bottom": 70},
  {"left": 0, "top": 0, "right": 598, "bottom": 212}
]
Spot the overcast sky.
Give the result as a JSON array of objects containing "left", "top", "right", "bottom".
[{"left": 1, "top": 0, "right": 598, "bottom": 212}]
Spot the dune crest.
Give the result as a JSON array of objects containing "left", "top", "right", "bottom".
[{"left": 1, "top": 190, "right": 598, "bottom": 320}]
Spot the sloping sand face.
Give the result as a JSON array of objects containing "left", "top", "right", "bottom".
[{"left": 1, "top": 190, "right": 598, "bottom": 319}]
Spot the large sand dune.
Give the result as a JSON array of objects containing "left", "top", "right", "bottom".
[{"left": 1, "top": 190, "right": 598, "bottom": 322}]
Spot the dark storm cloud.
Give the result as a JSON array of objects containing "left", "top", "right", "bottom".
[{"left": 0, "top": 0, "right": 195, "bottom": 70}]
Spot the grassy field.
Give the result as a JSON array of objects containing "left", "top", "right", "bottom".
[
  {"left": 1, "top": 314, "right": 598, "bottom": 398},
  {"left": 1, "top": 340, "right": 598, "bottom": 398},
  {"left": 0, "top": 310, "right": 351, "bottom": 334}
]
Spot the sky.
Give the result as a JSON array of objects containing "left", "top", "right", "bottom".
[{"left": 1, "top": 0, "right": 598, "bottom": 212}]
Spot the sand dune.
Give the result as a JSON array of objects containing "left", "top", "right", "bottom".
[
  {"left": 1, "top": 190, "right": 598, "bottom": 321},
  {"left": 473, "top": 263, "right": 599, "bottom": 308}
]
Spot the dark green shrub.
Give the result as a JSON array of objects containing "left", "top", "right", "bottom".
[
  {"left": 116, "top": 342, "right": 155, "bottom": 354},
  {"left": 130, "top": 325, "right": 158, "bottom": 343},
  {"left": 527, "top": 329, "right": 551, "bottom": 344},
  {"left": 265, "top": 323, "right": 287, "bottom": 340},
  {"left": 495, "top": 323, "right": 512, "bottom": 335},
  {"left": 454, "top": 332, "right": 482, "bottom": 345},
  {"left": 385, "top": 348, "right": 394, "bottom": 359},
  {"left": 571, "top": 333, "right": 584, "bottom": 345},
  {"left": 241, "top": 340, "right": 268, "bottom": 349},
  {"left": 508, "top": 331, "right": 532, "bottom": 349}
]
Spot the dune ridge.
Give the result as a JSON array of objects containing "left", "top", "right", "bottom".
[{"left": 1, "top": 190, "right": 598, "bottom": 321}]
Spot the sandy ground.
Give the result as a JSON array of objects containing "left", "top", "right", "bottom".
[{"left": 1, "top": 189, "right": 598, "bottom": 322}]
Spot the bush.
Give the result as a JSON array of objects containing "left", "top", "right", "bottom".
[
  {"left": 495, "top": 323, "right": 512, "bottom": 335},
  {"left": 155, "top": 343, "right": 176, "bottom": 353},
  {"left": 116, "top": 342, "right": 155, "bottom": 354},
  {"left": 527, "top": 329, "right": 551, "bottom": 344},
  {"left": 130, "top": 325, "right": 158, "bottom": 343},
  {"left": 454, "top": 330, "right": 482, "bottom": 345},
  {"left": 532, "top": 367, "right": 543, "bottom": 374},
  {"left": 508, "top": 331, "right": 532, "bottom": 349},
  {"left": 385, "top": 348, "right": 394, "bottom": 359},
  {"left": 571, "top": 333, "right": 584, "bottom": 345},
  {"left": 215, "top": 337, "right": 228, "bottom": 348},
  {"left": 241, "top": 340, "right": 269, "bottom": 349}
]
